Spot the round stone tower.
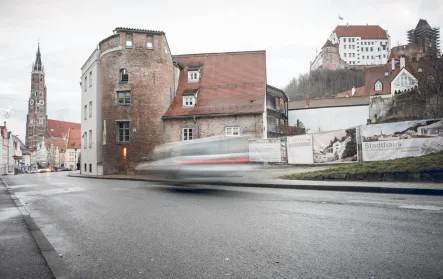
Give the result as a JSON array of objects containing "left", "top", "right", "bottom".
[
  {"left": 321, "top": 39, "right": 340, "bottom": 70},
  {"left": 99, "top": 27, "right": 174, "bottom": 174}
]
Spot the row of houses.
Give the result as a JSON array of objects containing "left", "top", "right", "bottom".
[
  {"left": 0, "top": 119, "right": 82, "bottom": 175},
  {"left": 80, "top": 27, "right": 301, "bottom": 175}
]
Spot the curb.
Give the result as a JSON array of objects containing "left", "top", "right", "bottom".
[
  {"left": 1, "top": 177, "right": 73, "bottom": 279},
  {"left": 68, "top": 174, "right": 443, "bottom": 196}
]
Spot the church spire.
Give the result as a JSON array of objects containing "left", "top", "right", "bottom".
[{"left": 33, "top": 43, "right": 44, "bottom": 72}]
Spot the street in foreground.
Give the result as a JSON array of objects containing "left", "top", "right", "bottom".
[{"left": 2, "top": 172, "right": 443, "bottom": 279}]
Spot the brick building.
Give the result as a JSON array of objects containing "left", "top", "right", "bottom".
[{"left": 81, "top": 27, "right": 291, "bottom": 175}]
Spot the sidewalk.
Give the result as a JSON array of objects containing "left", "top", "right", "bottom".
[
  {"left": 0, "top": 179, "right": 54, "bottom": 279},
  {"left": 68, "top": 168, "right": 443, "bottom": 195}
]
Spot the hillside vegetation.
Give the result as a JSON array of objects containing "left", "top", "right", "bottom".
[
  {"left": 284, "top": 69, "right": 365, "bottom": 100},
  {"left": 282, "top": 152, "right": 443, "bottom": 182}
]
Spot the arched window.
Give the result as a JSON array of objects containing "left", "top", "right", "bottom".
[
  {"left": 89, "top": 164, "right": 92, "bottom": 173},
  {"left": 375, "top": 80, "right": 383, "bottom": 91},
  {"left": 120, "top": 69, "right": 128, "bottom": 83},
  {"left": 84, "top": 163, "right": 87, "bottom": 172}
]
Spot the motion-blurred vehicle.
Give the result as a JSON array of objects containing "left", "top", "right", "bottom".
[
  {"left": 136, "top": 136, "right": 259, "bottom": 185},
  {"left": 56, "top": 167, "right": 73, "bottom": 172},
  {"left": 35, "top": 160, "right": 52, "bottom": 173}
]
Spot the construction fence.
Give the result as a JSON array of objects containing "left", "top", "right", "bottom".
[{"left": 249, "top": 118, "right": 443, "bottom": 164}]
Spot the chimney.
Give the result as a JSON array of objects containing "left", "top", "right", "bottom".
[
  {"left": 391, "top": 58, "right": 396, "bottom": 71},
  {"left": 400, "top": 56, "right": 405, "bottom": 69},
  {"left": 351, "top": 86, "right": 356, "bottom": 96}
]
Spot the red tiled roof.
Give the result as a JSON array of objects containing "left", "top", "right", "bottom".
[
  {"left": 363, "top": 64, "right": 398, "bottom": 96},
  {"left": 334, "top": 25, "right": 388, "bottom": 39},
  {"left": 336, "top": 86, "right": 366, "bottom": 97},
  {"left": 361, "top": 60, "right": 433, "bottom": 97},
  {"left": 163, "top": 51, "right": 266, "bottom": 117},
  {"left": 48, "top": 119, "right": 80, "bottom": 138},
  {"left": 67, "top": 128, "right": 81, "bottom": 149}
]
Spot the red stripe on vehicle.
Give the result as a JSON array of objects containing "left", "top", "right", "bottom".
[{"left": 176, "top": 158, "right": 250, "bottom": 165}]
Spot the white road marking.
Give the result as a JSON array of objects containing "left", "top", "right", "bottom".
[
  {"left": 399, "top": 205, "right": 442, "bottom": 211},
  {"left": 8, "top": 184, "right": 39, "bottom": 189},
  {"left": 15, "top": 187, "right": 84, "bottom": 197}
]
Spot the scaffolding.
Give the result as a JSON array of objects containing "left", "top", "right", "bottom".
[{"left": 407, "top": 19, "right": 441, "bottom": 58}]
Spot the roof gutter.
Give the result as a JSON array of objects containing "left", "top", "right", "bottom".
[{"left": 162, "top": 111, "right": 263, "bottom": 119}]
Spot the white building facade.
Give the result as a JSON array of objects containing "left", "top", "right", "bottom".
[
  {"left": 329, "top": 25, "right": 391, "bottom": 66},
  {"left": 80, "top": 49, "right": 103, "bottom": 175}
]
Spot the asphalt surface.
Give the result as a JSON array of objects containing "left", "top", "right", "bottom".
[
  {"left": 2, "top": 172, "right": 443, "bottom": 279},
  {"left": 0, "top": 180, "right": 54, "bottom": 279}
]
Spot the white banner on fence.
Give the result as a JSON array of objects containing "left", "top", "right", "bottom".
[
  {"left": 361, "top": 119, "right": 443, "bottom": 161},
  {"left": 249, "top": 138, "right": 282, "bottom": 163},
  {"left": 287, "top": 134, "right": 314, "bottom": 164},
  {"left": 313, "top": 128, "right": 358, "bottom": 164}
]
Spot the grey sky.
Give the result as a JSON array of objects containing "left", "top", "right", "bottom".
[{"left": 0, "top": 0, "right": 441, "bottom": 142}]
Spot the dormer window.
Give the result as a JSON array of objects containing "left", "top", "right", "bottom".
[
  {"left": 120, "top": 69, "right": 128, "bottom": 83},
  {"left": 183, "top": 96, "right": 195, "bottom": 107},
  {"left": 182, "top": 89, "right": 199, "bottom": 107},
  {"left": 375, "top": 80, "right": 383, "bottom": 91},
  {"left": 187, "top": 66, "right": 201, "bottom": 83},
  {"left": 188, "top": 71, "right": 200, "bottom": 82},
  {"left": 126, "top": 33, "right": 133, "bottom": 48}
]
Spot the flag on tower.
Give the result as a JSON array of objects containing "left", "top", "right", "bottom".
[{"left": 338, "top": 15, "right": 344, "bottom": 20}]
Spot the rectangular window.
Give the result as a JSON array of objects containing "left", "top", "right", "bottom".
[
  {"left": 344, "top": 45, "right": 346, "bottom": 49},
  {"left": 84, "top": 76, "right": 87, "bottom": 92},
  {"left": 126, "top": 33, "right": 133, "bottom": 48},
  {"left": 89, "top": 72, "right": 92, "bottom": 87},
  {"left": 89, "top": 130, "right": 92, "bottom": 148},
  {"left": 183, "top": 96, "right": 195, "bottom": 107},
  {"left": 182, "top": 128, "right": 193, "bottom": 141},
  {"left": 344, "top": 53, "right": 347, "bottom": 58},
  {"left": 117, "top": 121, "right": 130, "bottom": 143},
  {"left": 84, "top": 105, "right": 87, "bottom": 120},
  {"left": 83, "top": 132, "right": 87, "bottom": 148},
  {"left": 383, "top": 54, "right": 386, "bottom": 58},
  {"left": 147, "top": 35, "right": 154, "bottom": 49},
  {"left": 117, "top": 91, "right": 131, "bottom": 105},
  {"left": 89, "top": 101, "right": 92, "bottom": 117},
  {"left": 188, "top": 71, "right": 200, "bottom": 82},
  {"left": 225, "top": 127, "right": 240, "bottom": 136}
]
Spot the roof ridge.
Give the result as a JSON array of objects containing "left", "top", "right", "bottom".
[{"left": 173, "top": 50, "right": 266, "bottom": 57}]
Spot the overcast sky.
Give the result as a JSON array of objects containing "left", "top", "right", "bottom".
[{"left": 0, "top": 0, "right": 441, "bottom": 142}]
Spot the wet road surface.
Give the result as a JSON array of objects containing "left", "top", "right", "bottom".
[{"left": 3, "top": 172, "right": 443, "bottom": 279}]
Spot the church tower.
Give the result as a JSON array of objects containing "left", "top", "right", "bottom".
[{"left": 26, "top": 43, "right": 48, "bottom": 149}]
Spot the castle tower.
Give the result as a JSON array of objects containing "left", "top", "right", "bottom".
[
  {"left": 407, "top": 19, "right": 441, "bottom": 59},
  {"left": 26, "top": 43, "right": 48, "bottom": 149},
  {"left": 321, "top": 40, "right": 340, "bottom": 70}
]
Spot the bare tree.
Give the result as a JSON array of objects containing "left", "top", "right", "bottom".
[{"left": 284, "top": 69, "right": 365, "bottom": 100}]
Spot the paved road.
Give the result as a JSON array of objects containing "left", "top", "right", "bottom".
[{"left": 3, "top": 172, "right": 443, "bottom": 279}]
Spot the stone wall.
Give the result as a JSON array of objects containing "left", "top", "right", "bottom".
[{"left": 163, "top": 114, "right": 264, "bottom": 143}]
